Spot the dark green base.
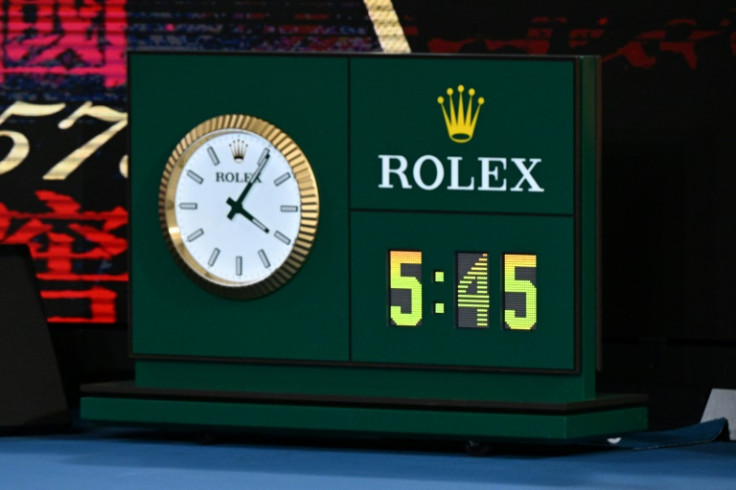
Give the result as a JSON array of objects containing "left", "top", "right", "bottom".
[{"left": 81, "top": 381, "right": 647, "bottom": 442}]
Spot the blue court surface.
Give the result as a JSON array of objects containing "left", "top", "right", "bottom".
[{"left": 1, "top": 423, "right": 735, "bottom": 489}]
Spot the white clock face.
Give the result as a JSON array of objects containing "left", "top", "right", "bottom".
[{"left": 161, "top": 115, "right": 319, "bottom": 298}]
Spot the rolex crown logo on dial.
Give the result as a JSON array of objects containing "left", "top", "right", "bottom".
[
  {"left": 159, "top": 114, "right": 319, "bottom": 299},
  {"left": 229, "top": 137, "right": 247, "bottom": 163}
]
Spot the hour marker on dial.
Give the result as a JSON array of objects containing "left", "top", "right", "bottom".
[
  {"left": 280, "top": 205, "right": 298, "bottom": 213},
  {"left": 236, "top": 256, "right": 243, "bottom": 276},
  {"left": 274, "top": 173, "right": 291, "bottom": 186},
  {"left": 274, "top": 231, "right": 291, "bottom": 245},
  {"left": 186, "top": 170, "right": 204, "bottom": 184},
  {"left": 207, "top": 146, "right": 220, "bottom": 165},
  {"left": 208, "top": 247, "right": 220, "bottom": 267},
  {"left": 187, "top": 228, "right": 204, "bottom": 242},
  {"left": 179, "top": 202, "right": 198, "bottom": 210},
  {"left": 258, "top": 249, "right": 270, "bottom": 268}
]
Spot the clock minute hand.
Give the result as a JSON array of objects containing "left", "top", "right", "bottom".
[{"left": 226, "top": 148, "right": 270, "bottom": 220}]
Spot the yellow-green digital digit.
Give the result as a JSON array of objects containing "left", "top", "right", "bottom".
[
  {"left": 456, "top": 252, "right": 490, "bottom": 328},
  {"left": 504, "top": 254, "right": 538, "bottom": 331},
  {"left": 389, "top": 250, "right": 423, "bottom": 327}
]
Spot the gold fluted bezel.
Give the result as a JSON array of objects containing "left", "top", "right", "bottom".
[{"left": 158, "top": 114, "right": 319, "bottom": 299}]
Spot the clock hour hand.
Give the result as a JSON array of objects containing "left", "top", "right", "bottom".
[
  {"left": 236, "top": 206, "right": 269, "bottom": 233},
  {"left": 226, "top": 148, "right": 269, "bottom": 220}
]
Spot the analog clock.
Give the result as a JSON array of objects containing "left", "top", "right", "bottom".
[{"left": 159, "top": 114, "right": 319, "bottom": 299}]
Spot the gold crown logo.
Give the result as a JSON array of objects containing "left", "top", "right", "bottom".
[
  {"left": 437, "top": 85, "right": 485, "bottom": 144},
  {"left": 229, "top": 138, "right": 247, "bottom": 162}
]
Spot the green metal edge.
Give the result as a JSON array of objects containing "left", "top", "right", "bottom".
[
  {"left": 81, "top": 396, "right": 647, "bottom": 441},
  {"left": 579, "top": 55, "right": 601, "bottom": 397}
]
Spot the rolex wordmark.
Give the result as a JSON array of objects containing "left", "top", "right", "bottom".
[{"left": 378, "top": 155, "right": 544, "bottom": 193}]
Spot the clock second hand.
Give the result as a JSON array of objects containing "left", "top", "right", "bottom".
[{"left": 226, "top": 147, "right": 270, "bottom": 225}]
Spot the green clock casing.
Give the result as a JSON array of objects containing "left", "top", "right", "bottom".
[{"left": 81, "top": 52, "right": 647, "bottom": 443}]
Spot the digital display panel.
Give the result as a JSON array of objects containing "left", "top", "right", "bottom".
[{"left": 388, "top": 250, "right": 539, "bottom": 331}]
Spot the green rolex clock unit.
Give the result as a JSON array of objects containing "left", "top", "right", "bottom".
[{"left": 81, "top": 52, "right": 648, "bottom": 444}]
